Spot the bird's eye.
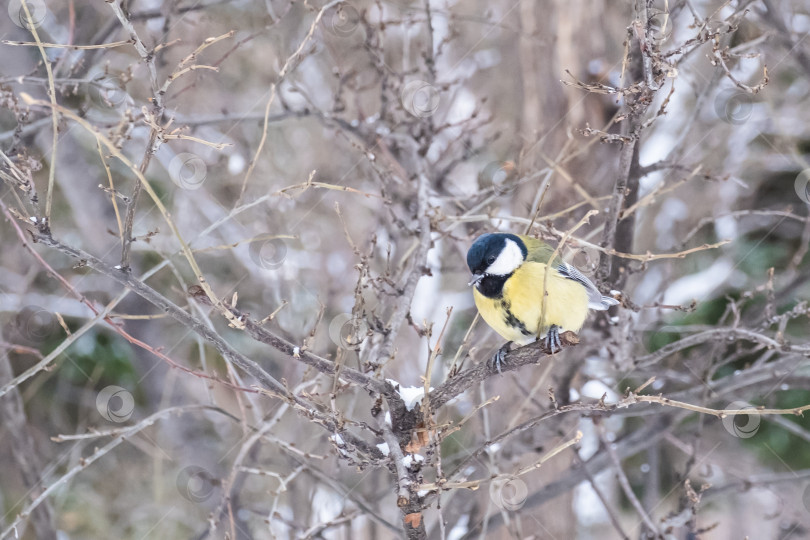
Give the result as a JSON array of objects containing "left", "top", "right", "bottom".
[{"left": 487, "top": 255, "right": 496, "bottom": 265}]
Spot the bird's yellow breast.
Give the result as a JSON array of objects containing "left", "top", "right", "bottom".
[{"left": 473, "top": 262, "right": 590, "bottom": 344}]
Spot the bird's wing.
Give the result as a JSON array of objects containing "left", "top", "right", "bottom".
[
  {"left": 516, "top": 235, "right": 618, "bottom": 310},
  {"left": 556, "top": 262, "right": 618, "bottom": 310}
]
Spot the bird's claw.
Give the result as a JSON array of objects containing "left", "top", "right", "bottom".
[
  {"left": 491, "top": 341, "right": 512, "bottom": 374},
  {"left": 544, "top": 325, "right": 562, "bottom": 354}
]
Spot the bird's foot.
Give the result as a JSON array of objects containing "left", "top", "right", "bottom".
[
  {"left": 543, "top": 325, "right": 563, "bottom": 354},
  {"left": 491, "top": 341, "right": 513, "bottom": 374}
]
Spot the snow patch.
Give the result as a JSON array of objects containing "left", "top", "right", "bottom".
[
  {"left": 663, "top": 258, "right": 735, "bottom": 306},
  {"left": 402, "top": 454, "right": 424, "bottom": 468},
  {"left": 386, "top": 379, "right": 432, "bottom": 411},
  {"left": 330, "top": 434, "right": 347, "bottom": 457},
  {"left": 581, "top": 380, "right": 620, "bottom": 404},
  {"left": 448, "top": 514, "right": 470, "bottom": 540}
]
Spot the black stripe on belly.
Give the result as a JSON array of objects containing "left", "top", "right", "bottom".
[{"left": 500, "top": 300, "right": 534, "bottom": 337}]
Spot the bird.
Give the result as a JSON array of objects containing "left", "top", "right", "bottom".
[{"left": 466, "top": 232, "right": 618, "bottom": 370}]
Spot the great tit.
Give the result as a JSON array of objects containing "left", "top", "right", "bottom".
[{"left": 466, "top": 232, "right": 618, "bottom": 368}]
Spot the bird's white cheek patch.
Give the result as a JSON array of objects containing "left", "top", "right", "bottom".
[{"left": 486, "top": 238, "right": 524, "bottom": 275}]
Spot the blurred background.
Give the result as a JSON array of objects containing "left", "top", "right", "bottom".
[{"left": 1, "top": 0, "right": 810, "bottom": 538}]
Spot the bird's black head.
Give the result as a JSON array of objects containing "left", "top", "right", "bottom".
[{"left": 466, "top": 233, "right": 527, "bottom": 277}]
